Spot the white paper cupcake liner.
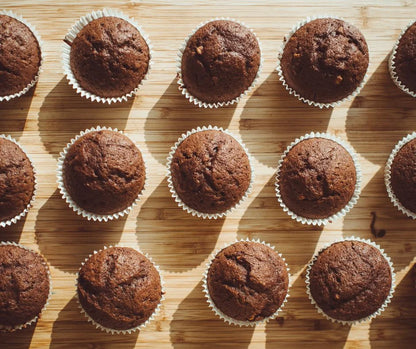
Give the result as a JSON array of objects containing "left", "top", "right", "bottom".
[
  {"left": 276, "top": 15, "right": 369, "bottom": 108},
  {"left": 62, "top": 8, "right": 153, "bottom": 104},
  {"left": 0, "top": 241, "right": 52, "bottom": 332},
  {"left": 166, "top": 125, "right": 254, "bottom": 219},
  {"left": 275, "top": 132, "right": 362, "bottom": 226},
  {"left": 56, "top": 126, "right": 147, "bottom": 222},
  {"left": 0, "top": 10, "right": 43, "bottom": 102},
  {"left": 75, "top": 245, "right": 165, "bottom": 334},
  {"left": 385, "top": 132, "right": 416, "bottom": 218},
  {"left": 176, "top": 17, "right": 263, "bottom": 108},
  {"left": 389, "top": 19, "right": 416, "bottom": 97},
  {"left": 305, "top": 237, "right": 395, "bottom": 325},
  {"left": 0, "top": 135, "right": 37, "bottom": 228},
  {"left": 202, "top": 238, "right": 291, "bottom": 327}
]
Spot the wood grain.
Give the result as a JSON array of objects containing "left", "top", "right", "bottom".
[{"left": 0, "top": 1, "right": 415, "bottom": 348}]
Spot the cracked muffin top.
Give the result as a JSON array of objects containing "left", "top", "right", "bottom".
[
  {"left": 63, "top": 130, "right": 145, "bottom": 215},
  {"left": 181, "top": 20, "right": 261, "bottom": 103},
  {"left": 69, "top": 16, "right": 149, "bottom": 98},
  {"left": 77, "top": 247, "right": 162, "bottom": 330},
  {"left": 206, "top": 241, "right": 289, "bottom": 322},
  {"left": 0, "top": 14, "right": 41, "bottom": 97},
  {"left": 279, "top": 137, "right": 356, "bottom": 219},
  {"left": 0, "top": 244, "right": 50, "bottom": 330},
  {"left": 0, "top": 138, "right": 35, "bottom": 222},
  {"left": 309, "top": 240, "right": 392, "bottom": 321},
  {"left": 280, "top": 18, "right": 368, "bottom": 103},
  {"left": 170, "top": 129, "right": 251, "bottom": 214},
  {"left": 390, "top": 138, "right": 416, "bottom": 213},
  {"left": 393, "top": 22, "right": 416, "bottom": 94}
]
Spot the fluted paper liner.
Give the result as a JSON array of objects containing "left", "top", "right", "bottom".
[
  {"left": 305, "top": 237, "right": 395, "bottom": 325},
  {"left": 202, "top": 238, "right": 290, "bottom": 327},
  {"left": 385, "top": 132, "right": 416, "bottom": 218},
  {"left": 0, "top": 242, "right": 52, "bottom": 332},
  {"left": 275, "top": 132, "right": 362, "bottom": 226},
  {"left": 176, "top": 17, "right": 263, "bottom": 108},
  {"left": 57, "top": 126, "right": 147, "bottom": 222},
  {"left": 276, "top": 16, "right": 369, "bottom": 108},
  {"left": 76, "top": 245, "right": 165, "bottom": 334},
  {"left": 389, "top": 19, "right": 416, "bottom": 97},
  {"left": 63, "top": 8, "right": 152, "bottom": 104},
  {"left": 0, "top": 135, "right": 37, "bottom": 227},
  {"left": 0, "top": 10, "right": 43, "bottom": 102},
  {"left": 166, "top": 125, "right": 254, "bottom": 219}
]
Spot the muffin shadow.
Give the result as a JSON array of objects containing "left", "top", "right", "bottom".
[
  {"left": 369, "top": 265, "right": 416, "bottom": 348},
  {"left": 170, "top": 281, "right": 255, "bottom": 349},
  {"left": 237, "top": 175, "right": 324, "bottom": 275},
  {"left": 38, "top": 77, "right": 133, "bottom": 159},
  {"left": 0, "top": 88, "right": 35, "bottom": 140},
  {"left": 0, "top": 322, "right": 36, "bottom": 349},
  {"left": 35, "top": 189, "right": 127, "bottom": 273},
  {"left": 239, "top": 72, "right": 333, "bottom": 168},
  {"left": 266, "top": 274, "right": 351, "bottom": 349},
  {"left": 136, "top": 178, "right": 223, "bottom": 273},
  {"left": 144, "top": 78, "right": 237, "bottom": 165},
  {"left": 342, "top": 167, "right": 416, "bottom": 271},
  {"left": 50, "top": 296, "right": 139, "bottom": 349},
  {"left": 0, "top": 215, "right": 27, "bottom": 243},
  {"left": 345, "top": 53, "right": 416, "bottom": 166}
]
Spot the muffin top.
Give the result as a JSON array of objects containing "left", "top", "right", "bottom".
[
  {"left": 207, "top": 241, "right": 289, "bottom": 322},
  {"left": 69, "top": 16, "right": 149, "bottom": 98},
  {"left": 77, "top": 247, "right": 162, "bottom": 330},
  {"left": 0, "top": 138, "right": 35, "bottom": 222},
  {"left": 309, "top": 240, "right": 392, "bottom": 322},
  {"left": 280, "top": 18, "right": 368, "bottom": 103},
  {"left": 394, "top": 22, "right": 416, "bottom": 94},
  {"left": 63, "top": 130, "right": 145, "bottom": 215},
  {"left": 170, "top": 130, "right": 251, "bottom": 214},
  {"left": 181, "top": 20, "right": 261, "bottom": 103},
  {"left": 0, "top": 14, "right": 41, "bottom": 97},
  {"left": 279, "top": 137, "right": 356, "bottom": 219},
  {"left": 390, "top": 138, "right": 416, "bottom": 213},
  {"left": 0, "top": 244, "right": 50, "bottom": 329}
]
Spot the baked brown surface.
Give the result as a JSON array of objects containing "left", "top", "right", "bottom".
[
  {"left": 394, "top": 22, "right": 416, "bottom": 93},
  {"left": 77, "top": 247, "right": 162, "bottom": 330},
  {"left": 280, "top": 18, "right": 368, "bottom": 103},
  {"left": 0, "top": 14, "right": 41, "bottom": 97},
  {"left": 63, "top": 130, "right": 145, "bottom": 215},
  {"left": 69, "top": 16, "right": 149, "bottom": 98},
  {"left": 309, "top": 240, "right": 392, "bottom": 322},
  {"left": 390, "top": 138, "right": 416, "bottom": 213},
  {"left": 279, "top": 137, "right": 356, "bottom": 219},
  {"left": 0, "top": 138, "right": 35, "bottom": 222},
  {"left": 0, "top": 245, "right": 50, "bottom": 329},
  {"left": 181, "top": 20, "right": 260, "bottom": 103},
  {"left": 207, "top": 241, "right": 289, "bottom": 322},
  {"left": 170, "top": 130, "right": 251, "bottom": 214}
]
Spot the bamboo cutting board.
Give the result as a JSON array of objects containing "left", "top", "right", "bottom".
[{"left": 0, "top": 1, "right": 415, "bottom": 348}]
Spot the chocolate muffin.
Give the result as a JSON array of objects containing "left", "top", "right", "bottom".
[
  {"left": 0, "top": 14, "right": 41, "bottom": 97},
  {"left": 391, "top": 22, "right": 416, "bottom": 94},
  {"left": 278, "top": 137, "right": 357, "bottom": 219},
  {"left": 169, "top": 129, "right": 251, "bottom": 214},
  {"left": 62, "top": 130, "right": 145, "bottom": 215},
  {"left": 69, "top": 16, "right": 149, "bottom": 98},
  {"left": 77, "top": 247, "right": 162, "bottom": 331},
  {"left": 0, "top": 138, "right": 35, "bottom": 222},
  {"left": 206, "top": 241, "right": 289, "bottom": 322},
  {"left": 280, "top": 18, "right": 368, "bottom": 104},
  {"left": 0, "top": 244, "right": 50, "bottom": 330},
  {"left": 308, "top": 240, "right": 392, "bottom": 322},
  {"left": 389, "top": 138, "right": 416, "bottom": 213},
  {"left": 180, "top": 20, "right": 261, "bottom": 104}
]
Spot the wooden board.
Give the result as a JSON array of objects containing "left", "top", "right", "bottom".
[{"left": 0, "top": 0, "right": 415, "bottom": 348}]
